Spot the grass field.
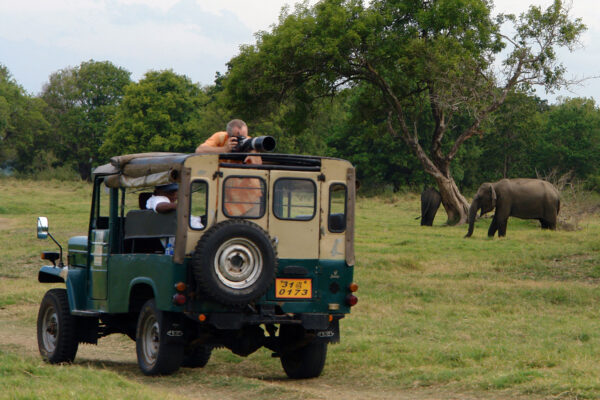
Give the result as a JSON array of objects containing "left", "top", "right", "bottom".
[{"left": 1, "top": 178, "right": 600, "bottom": 399}]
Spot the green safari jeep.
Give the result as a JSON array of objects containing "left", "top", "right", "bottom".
[{"left": 36, "top": 152, "right": 358, "bottom": 377}]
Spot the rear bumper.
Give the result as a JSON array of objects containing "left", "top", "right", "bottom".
[{"left": 184, "top": 310, "right": 343, "bottom": 331}]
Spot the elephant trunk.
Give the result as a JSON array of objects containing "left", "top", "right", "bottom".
[{"left": 465, "top": 198, "right": 480, "bottom": 238}]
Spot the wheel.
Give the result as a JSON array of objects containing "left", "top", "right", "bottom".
[
  {"left": 192, "top": 220, "right": 277, "bottom": 306},
  {"left": 135, "top": 299, "right": 183, "bottom": 375},
  {"left": 279, "top": 325, "right": 327, "bottom": 379},
  {"left": 281, "top": 341, "right": 328, "bottom": 379},
  {"left": 182, "top": 345, "right": 212, "bottom": 368},
  {"left": 37, "top": 288, "right": 79, "bottom": 364}
]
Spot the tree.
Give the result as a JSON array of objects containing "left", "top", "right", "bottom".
[
  {"left": 224, "top": 0, "right": 585, "bottom": 224},
  {"left": 534, "top": 98, "right": 600, "bottom": 179},
  {"left": 101, "top": 70, "right": 207, "bottom": 156},
  {"left": 42, "top": 60, "right": 131, "bottom": 180},
  {"left": 0, "top": 65, "right": 51, "bottom": 173},
  {"left": 477, "top": 92, "right": 547, "bottom": 181}
]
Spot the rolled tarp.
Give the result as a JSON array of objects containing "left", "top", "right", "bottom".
[{"left": 94, "top": 152, "right": 188, "bottom": 188}]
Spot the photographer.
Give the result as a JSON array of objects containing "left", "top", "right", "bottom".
[{"left": 195, "top": 119, "right": 261, "bottom": 165}]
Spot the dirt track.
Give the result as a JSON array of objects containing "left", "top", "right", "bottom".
[{"left": 0, "top": 303, "right": 542, "bottom": 400}]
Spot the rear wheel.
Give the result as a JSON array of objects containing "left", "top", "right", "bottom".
[
  {"left": 135, "top": 299, "right": 183, "bottom": 375},
  {"left": 279, "top": 325, "right": 327, "bottom": 379},
  {"left": 281, "top": 341, "right": 328, "bottom": 379},
  {"left": 37, "top": 288, "right": 79, "bottom": 363},
  {"left": 182, "top": 345, "right": 212, "bottom": 368}
]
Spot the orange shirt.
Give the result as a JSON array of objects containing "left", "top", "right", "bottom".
[{"left": 202, "top": 131, "right": 229, "bottom": 147}]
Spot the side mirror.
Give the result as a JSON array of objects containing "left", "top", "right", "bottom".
[{"left": 37, "top": 217, "right": 49, "bottom": 239}]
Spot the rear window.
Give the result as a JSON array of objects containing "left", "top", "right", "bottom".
[
  {"left": 328, "top": 183, "right": 347, "bottom": 232},
  {"left": 273, "top": 178, "right": 316, "bottom": 220},
  {"left": 222, "top": 176, "right": 266, "bottom": 218}
]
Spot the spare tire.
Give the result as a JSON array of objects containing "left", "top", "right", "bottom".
[{"left": 192, "top": 220, "right": 277, "bottom": 306}]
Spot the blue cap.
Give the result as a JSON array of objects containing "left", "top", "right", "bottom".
[{"left": 155, "top": 183, "right": 178, "bottom": 192}]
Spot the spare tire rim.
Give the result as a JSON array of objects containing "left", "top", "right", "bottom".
[
  {"left": 42, "top": 306, "right": 58, "bottom": 353},
  {"left": 214, "top": 237, "right": 263, "bottom": 289}
]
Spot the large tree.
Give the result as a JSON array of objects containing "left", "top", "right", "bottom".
[
  {"left": 42, "top": 60, "right": 131, "bottom": 180},
  {"left": 101, "top": 70, "right": 207, "bottom": 157},
  {"left": 0, "top": 65, "right": 51, "bottom": 173},
  {"left": 224, "top": 0, "right": 585, "bottom": 224}
]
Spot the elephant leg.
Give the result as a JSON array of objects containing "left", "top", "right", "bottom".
[
  {"left": 498, "top": 219, "right": 508, "bottom": 237},
  {"left": 425, "top": 210, "right": 434, "bottom": 226},
  {"left": 421, "top": 201, "right": 430, "bottom": 226},
  {"left": 488, "top": 215, "right": 498, "bottom": 237},
  {"left": 497, "top": 219, "right": 508, "bottom": 237},
  {"left": 540, "top": 219, "right": 549, "bottom": 229},
  {"left": 547, "top": 215, "right": 557, "bottom": 230}
]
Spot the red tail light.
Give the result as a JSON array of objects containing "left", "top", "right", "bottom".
[
  {"left": 172, "top": 293, "right": 186, "bottom": 305},
  {"left": 346, "top": 294, "right": 358, "bottom": 306}
]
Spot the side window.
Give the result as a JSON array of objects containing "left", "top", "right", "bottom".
[
  {"left": 328, "top": 183, "right": 347, "bottom": 232},
  {"left": 273, "top": 179, "right": 316, "bottom": 221},
  {"left": 190, "top": 180, "right": 208, "bottom": 230},
  {"left": 92, "top": 178, "right": 111, "bottom": 229},
  {"left": 222, "top": 177, "right": 266, "bottom": 218}
]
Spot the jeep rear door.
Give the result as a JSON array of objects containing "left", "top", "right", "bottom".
[{"left": 268, "top": 170, "right": 320, "bottom": 260}]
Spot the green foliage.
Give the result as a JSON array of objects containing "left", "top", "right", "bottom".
[
  {"left": 476, "top": 92, "right": 548, "bottom": 182},
  {"left": 325, "top": 86, "right": 429, "bottom": 190},
  {"left": 534, "top": 98, "right": 600, "bottom": 179},
  {"left": 41, "top": 60, "right": 131, "bottom": 180},
  {"left": 0, "top": 65, "right": 51, "bottom": 174},
  {"left": 101, "top": 70, "right": 207, "bottom": 156}
]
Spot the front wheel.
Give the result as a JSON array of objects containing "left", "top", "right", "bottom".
[
  {"left": 37, "top": 288, "right": 79, "bottom": 363},
  {"left": 135, "top": 299, "right": 183, "bottom": 375},
  {"left": 280, "top": 335, "right": 327, "bottom": 379}
]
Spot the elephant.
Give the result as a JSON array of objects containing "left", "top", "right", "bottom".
[
  {"left": 465, "top": 178, "right": 560, "bottom": 238},
  {"left": 420, "top": 187, "right": 442, "bottom": 226}
]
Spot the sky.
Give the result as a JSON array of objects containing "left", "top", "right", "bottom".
[{"left": 0, "top": 0, "right": 598, "bottom": 103}]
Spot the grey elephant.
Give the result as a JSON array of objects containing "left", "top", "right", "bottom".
[
  {"left": 465, "top": 178, "right": 560, "bottom": 238},
  {"left": 420, "top": 187, "right": 442, "bottom": 226}
]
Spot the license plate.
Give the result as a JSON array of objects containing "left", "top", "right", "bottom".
[{"left": 275, "top": 278, "right": 312, "bottom": 299}]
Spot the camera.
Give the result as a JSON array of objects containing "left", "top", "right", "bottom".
[{"left": 233, "top": 135, "right": 276, "bottom": 152}]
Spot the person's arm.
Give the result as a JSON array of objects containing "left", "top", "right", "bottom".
[
  {"left": 195, "top": 132, "right": 236, "bottom": 154},
  {"left": 155, "top": 201, "right": 177, "bottom": 213},
  {"left": 195, "top": 143, "right": 226, "bottom": 153}
]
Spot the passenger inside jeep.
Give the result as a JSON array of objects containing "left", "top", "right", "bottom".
[
  {"left": 122, "top": 184, "right": 178, "bottom": 254},
  {"left": 145, "top": 183, "right": 178, "bottom": 213},
  {"left": 123, "top": 183, "right": 205, "bottom": 254}
]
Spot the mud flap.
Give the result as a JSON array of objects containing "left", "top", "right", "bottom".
[
  {"left": 314, "top": 319, "right": 340, "bottom": 343},
  {"left": 162, "top": 312, "right": 186, "bottom": 344}
]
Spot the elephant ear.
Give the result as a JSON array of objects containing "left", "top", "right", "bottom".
[{"left": 490, "top": 184, "right": 497, "bottom": 209}]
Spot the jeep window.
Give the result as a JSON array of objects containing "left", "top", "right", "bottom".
[
  {"left": 222, "top": 176, "right": 266, "bottom": 218},
  {"left": 328, "top": 183, "right": 347, "bottom": 232},
  {"left": 92, "top": 178, "right": 111, "bottom": 229},
  {"left": 273, "top": 178, "right": 316, "bottom": 221},
  {"left": 190, "top": 180, "right": 208, "bottom": 230}
]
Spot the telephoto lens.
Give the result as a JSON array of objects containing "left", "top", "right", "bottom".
[{"left": 235, "top": 136, "right": 276, "bottom": 152}]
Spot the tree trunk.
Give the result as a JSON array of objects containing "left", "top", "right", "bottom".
[
  {"left": 388, "top": 120, "right": 470, "bottom": 226},
  {"left": 435, "top": 175, "right": 470, "bottom": 225}
]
